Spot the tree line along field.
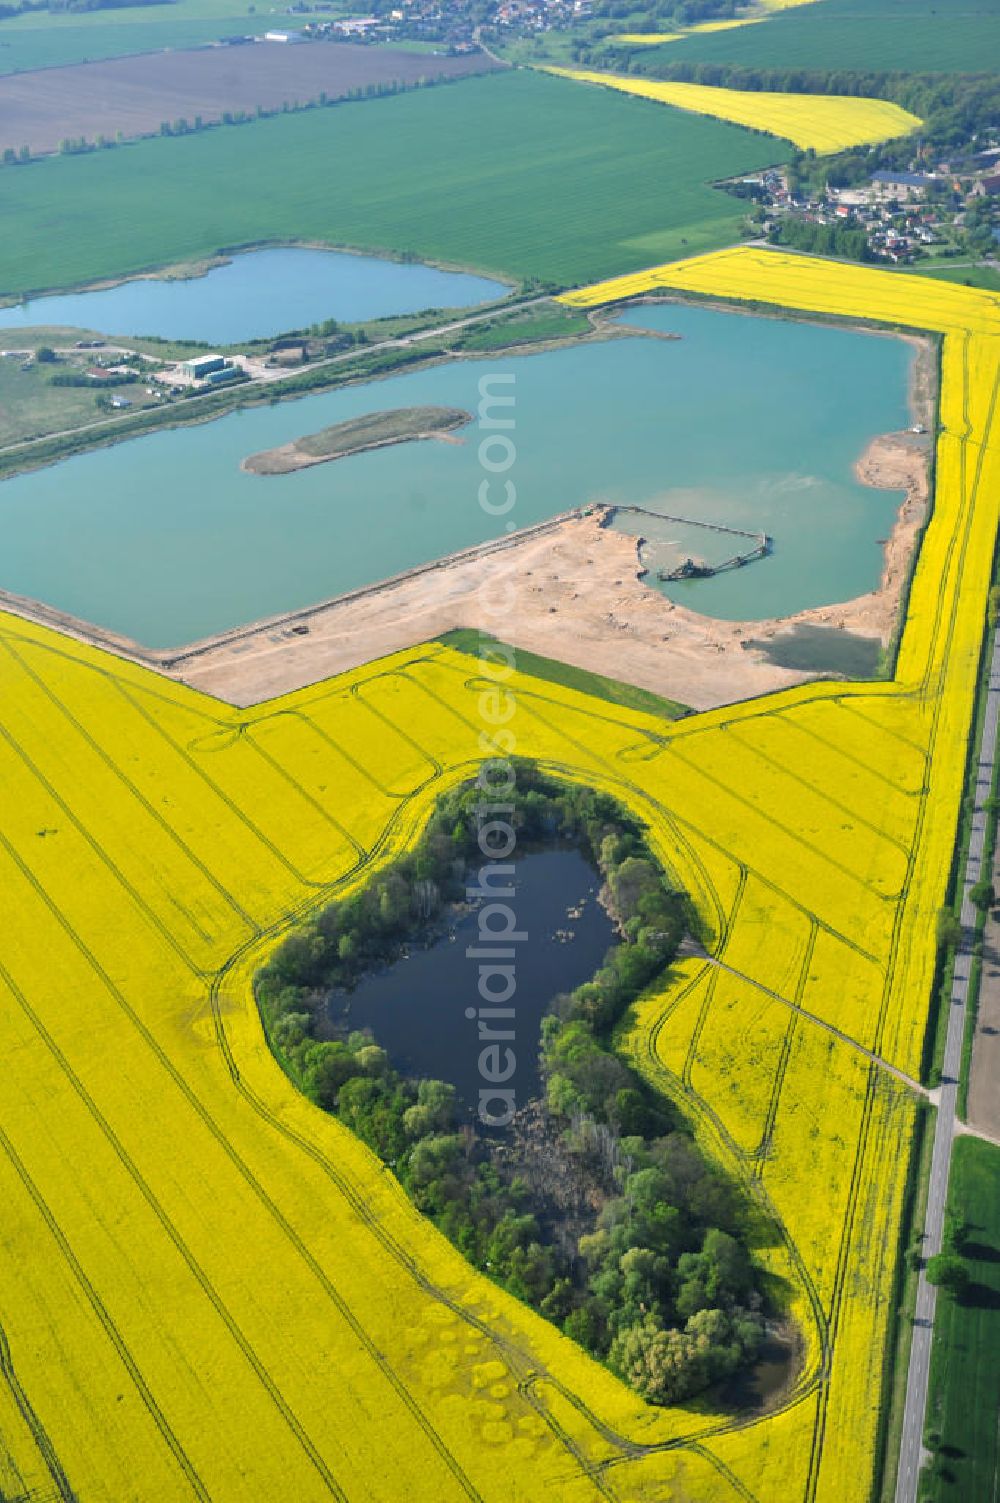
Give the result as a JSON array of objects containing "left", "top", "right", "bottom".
[
  {"left": 0, "top": 70, "right": 781, "bottom": 296},
  {"left": 0, "top": 250, "right": 996, "bottom": 1503},
  {"left": 630, "top": 0, "right": 1000, "bottom": 76},
  {"left": 0, "top": 0, "right": 305, "bottom": 76},
  {"left": 0, "top": 43, "right": 498, "bottom": 157}
]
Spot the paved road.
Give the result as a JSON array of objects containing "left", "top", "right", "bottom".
[
  {"left": 0, "top": 295, "right": 548, "bottom": 458},
  {"left": 895, "top": 628, "right": 1000, "bottom": 1503}
]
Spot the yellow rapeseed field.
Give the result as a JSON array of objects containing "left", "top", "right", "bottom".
[
  {"left": 610, "top": 0, "right": 821, "bottom": 41},
  {"left": 610, "top": 19, "right": 764, "bottom": 43},
  {"left": 0, "top": 248, "right": 996, "bottom": 1501},
  {"left": 544, "top": 66, "right": 922, "bottom": 151},
  {"left": 609, "top": 31, "right": 684, "bottom": 43}
]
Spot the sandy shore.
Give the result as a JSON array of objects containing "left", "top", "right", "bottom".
[
  {"left": 0, "top": 305, "right": 934, "bottom": 713},
  {"left": 0, "top": 422, "right": 929, "bottom": 712},
  {"left": 130, "top": 420, "right": 924, "bottom": 708}
]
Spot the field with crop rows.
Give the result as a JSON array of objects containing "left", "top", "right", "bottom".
[
  {"left": 0, "top": 70, "right": 778, "bottom": 298},
  {"left": 636, "top": 0, "right": 1000, "bottom": 74},
  {"left": 0, "top": 44, "right": 497, "bottom": 157},
  {"left": 609, "top": 0, "right": 820, "bottom": 43},
  {"left": 0, "top": 0, "right": 304, "bottom": 75},
  {"left": 0, "top": 249, "right": 996, "bottom": 1501},
  {"left": 611, "top": 17, "right": 763, "bottom": 44},
  {"left": 545, "top": 67, "right": 921, "bottom": 152}
]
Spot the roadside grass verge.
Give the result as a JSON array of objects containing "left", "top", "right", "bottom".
[{"left": 437, "top": 628, "right": 690, "bottom": 719}]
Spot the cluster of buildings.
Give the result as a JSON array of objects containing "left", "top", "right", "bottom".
[
  {"left": 173, "top": 353, "right": 246, "bottom": 389},
  {"left": 227, "top": 8, "right": 483, "bottom": 51},
  {"left": 492, "top": 0, "right": 590, "bottom": 31},
  {"left": 822, "top": 176, "right": 944, "bottom": 265},
  {"left": 748, "top": 150, "right": 1000, "bottom": 267},
  {"left": 215, "top": 0, "right": 589, "bottom": 50}
]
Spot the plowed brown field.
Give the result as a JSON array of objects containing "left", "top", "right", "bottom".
[{"left": 0, "top": 41, "right": 498, "bottom": 155}]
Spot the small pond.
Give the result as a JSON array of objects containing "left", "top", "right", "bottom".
[
  {"left": 326, "top": 848, "right": 614, "bottom": 1118},
  {"left": 0, "top": 246, "right": 507, "bottom": 343}
]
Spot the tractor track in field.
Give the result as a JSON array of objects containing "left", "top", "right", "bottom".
[
  {"left": 694, "top": 948, "right": 929, "bottom": 1100},
  {"left": 0, "top": 1081, "right": 214, "bottom": 1503},
  {"left": 0, "top": 1320, "right": 77, "bottom": 1502},
  {"left": 0, "top": 620, "right": 936, "bottom": 1502},
  {"left": 0, "top": 311, "right": 989, "bottom": 1502}
]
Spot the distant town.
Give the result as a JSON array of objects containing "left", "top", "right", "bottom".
[{"left": 210, "top": 0, "right": 592, "bottom": 55}]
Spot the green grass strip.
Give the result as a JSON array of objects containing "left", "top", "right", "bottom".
[{"left": 438, "top": 628, "right": 689, "bottom": 720}]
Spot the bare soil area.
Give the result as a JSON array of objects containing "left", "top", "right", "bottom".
[
  {"left": 0, "top": 423, "right": 928, "bottom": 712},
  {"left": 166, "top": 426, "right": 929, "bottom": 709},
  {"left": 0, "top": 43, "right": 497, "bottom": 156}
]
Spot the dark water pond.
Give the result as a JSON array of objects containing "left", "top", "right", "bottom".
[
  {"left": 745, "top": 623, "right": 882, "bottom": 679},
  {"left": 722, "top": 1330, "right": 799, "bottom": 1413},
  {"left": 327, "top": 849, "right": 614, "bottom": 1118}
]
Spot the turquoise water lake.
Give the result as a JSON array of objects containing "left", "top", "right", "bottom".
[
  {"left": 0, "top": 303, "right": 913, "bottom": 648},
  {"left": 0, "top": 247, "right": 507, "bottom": 343}
]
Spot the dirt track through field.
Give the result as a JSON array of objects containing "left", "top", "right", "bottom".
[{"left": 0, "top": 42, "right": 498, "bottom": 155}]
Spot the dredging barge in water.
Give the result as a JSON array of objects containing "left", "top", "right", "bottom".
[{"left": 605, "top": 504, "right": 772, "bottom": 581}]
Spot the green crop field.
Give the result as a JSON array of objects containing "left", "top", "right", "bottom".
[
  {"left": 635, "top": 0, "right": 1000, "bottom": 75},
  {"left": 0, "top": 0, "right": 309, "bottom": 75},
  {"left": 911, "top": 263, "right": 1000, "bottom": 293},
  {"left": 923, "top": 1137, "right": 1000, "bottom": 1501},
  {"left": 438, "top": 629, "right": 689, "bottom": 718},
  {"left": 0, "top": 69, "right": 780, "bottom": 296}
]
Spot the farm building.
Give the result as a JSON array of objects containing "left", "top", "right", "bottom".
[{"left": 184, "top": 353, "right": 227, "bottom": 379}]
